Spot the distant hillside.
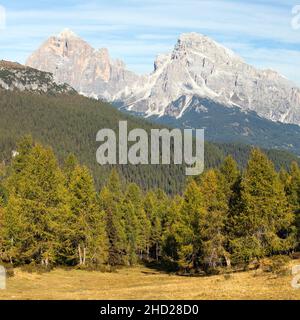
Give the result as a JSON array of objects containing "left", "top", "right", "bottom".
[
  {"left": 0, "top": 59, "right": 76, "bottom": 94},
  {"left": 0, "top": 90, "right": 299, "bottom": 193}
]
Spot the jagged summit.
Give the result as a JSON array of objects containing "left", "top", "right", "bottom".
[
  {"left": 176, "top": 32, "right": 243, "bottom": 64},
  {"left": 116, "top": 32, "right": 300, "bottom": 124},
  {"left": 26, "top": 30, "right": 140, "bottom": 100},
  {"left": 26, "top": 30, "right": 300, "bottom": 126},
  {"left": 57, "top": 28, "right": 79, "bottom": 39}
]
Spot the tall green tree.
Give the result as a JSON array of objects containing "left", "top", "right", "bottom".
[
  {"left": 230, "top": 148, "right": 296, "bottom": 264},
  {"left": 174, "top": 180, "right": 205, "bottom": 271},
  {"left": 64, "top": 164, "right": 108, "bottom": 266},
  {"left": 3, "top": 142, "right": 69, "bottom": 266},
  {"left": 99, "top": 169, "right": 126, "bottom": 266},
  {"left": 122, "top": 183, "right": 150, "bottom": 264},
  {"left": 220, "top": 155, "right": 240, "bottom": 202},
  {"left": 282, "top": 162, "right": 300, "bottom": 249},
  {"left": 198, "top": 169, "right": 229, "bottom": 271},
  {"left": 143, "top": 189, "right": 169, "bottom": 261},
  {"left": 162, "top": 195, "right": 183, "bottom": 262}
]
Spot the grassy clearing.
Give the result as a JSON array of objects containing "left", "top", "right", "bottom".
[{"left": 0, "top": 261, "right": 300, "bottom": 300}]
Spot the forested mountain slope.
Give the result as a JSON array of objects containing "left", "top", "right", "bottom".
[{"left": 0, "top": 89, "right": 299, "bottom": 193}]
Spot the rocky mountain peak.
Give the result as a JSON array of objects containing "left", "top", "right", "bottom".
[
  {"left": 25, "top": 30, "right": 300, "bottom": 126},
  {"left": 117, "top": 32, "right": 300, "bottom": 124},
  {"left": 175, "top": 32, "right": 243, "bottom": 66},
  {"left": 57, "top": 28, "right": 79, "bottom": 39},
  {"left": 26, "top": 29, "right": 140, "bottom": 100}
]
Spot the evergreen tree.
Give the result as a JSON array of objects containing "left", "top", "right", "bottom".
[
  {"left": 63, "top": 153, "right": 78, "bottom": 185},
  {"left": 3, "top": 143, "right": 69, "bottom": 266},
  {"left": 230, "top": 148, "right": 296, "bottom": 264},
  {"left": 162, "top": 195, "right": 183, "bottom": 262},
  {"left": 220, "top": 155, "right": 240, "bottom": 202},
  {"left": 64, "top": 164, "right": 108, "bottom": 266},
  {"left": 99, "top": 169, "right": 126, "bottom": 265},
  {"left": 174, "top": 180, "right": 205, "bottom": 271},
  {"left": 198, "top": 169, "right": 229, "bottom": 271},
  {"left": 143, "top": 190, "right": 169, "bottom": 261},
  {"left": 283, "top": 162, "right": 300, "bottom": 249},
  {"left": 122, "top": 183, "right": 150, "bottom": 264},
  {"left": 219, "top": 156, "right": 242, "bottom": 262}
]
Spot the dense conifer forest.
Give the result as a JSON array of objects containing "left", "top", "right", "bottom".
[
  {"left": 0, "top": 136, "right": 299, "bottom": 274},
  {"left": 0, "top": 90, "right": 299, "bottom": 195}
]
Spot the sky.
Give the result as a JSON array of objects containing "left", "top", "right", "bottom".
[{"left": 0, "top": 0, "right": 300, "bottom": 85}]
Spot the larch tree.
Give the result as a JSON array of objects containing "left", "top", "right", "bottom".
[
  {"left": 174, "top": 180, "right": 205, "bottom": 272},
  {"left": 198, "top": 169, "right": 229, "bottom": 271},
  {"left": 3, "top": 142, "right": 69, "bottom": 266},
  {"left": 230, "top": 148, "right": 296, "bottom": 265},
  {"left": 65, "top": 164, "right": 108, "bottom": 267},
  {"left": 122, "top": 183, "right": 150, "bottom": 264},
  {"left": 99, "top": 169, "right": 126, "bottom": 266}
]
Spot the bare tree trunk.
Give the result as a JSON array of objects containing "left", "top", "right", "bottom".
[
  {"left": 224, "top": 254, "right": 231, "bottom": 268},
  {"left": 83, "top": 247, "right": 86, "bottom": 265},
  {"left": 78, "top": 245, "right": 82, "bottom": 265}
]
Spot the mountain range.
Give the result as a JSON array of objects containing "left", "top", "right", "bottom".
[
  {"left": 0, "top": 28, "right": 298, "bottom": 154},
  {"left": 26, "top": 29, "right": 300, "bottom": 124},
  {"left": 1, "top": 54, "right": 300, "bottom": 193}
]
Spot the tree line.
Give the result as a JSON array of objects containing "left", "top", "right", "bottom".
[{"left": 0, "top": 136, "right": 299, "bottom": 274}]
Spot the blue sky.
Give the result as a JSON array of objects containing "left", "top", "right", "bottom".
[{"left": 1, "top": 0, "right": 300, "bottom": 85}]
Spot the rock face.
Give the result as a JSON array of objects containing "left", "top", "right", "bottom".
[
  {"left": 26, "top": 30, "right": 300, "bottom": 126},
  {"left": 118, "top": 33, "right": 300, "bottom": 125},
  {"left": 26, "top": 29, "right": 140, "bottom": 101},
  {"left": 0, "top": 60, "right": 75, "bottom": 94}
]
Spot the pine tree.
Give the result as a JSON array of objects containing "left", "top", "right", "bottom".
[
  {"left": 63, "top": 153, "right": 78, "bottom": 185},
  {"left": 64, "top": 164, "right": 108, "bottom": 267},
  {"left": 143, "top": 190, "right": 169, "bottom": 261},
  {"left": 220, "top": 155, "right": 240, "bottom": 202},
  {"left": 286, "top": 162, "right": 300, "bottom": 209},
  {"left": 3, "top": 143, "right": 69, "bottom": 266},
  {"left": 99, "top": 170, "right": 126, "bottom": 266},
  {"left": 122, "top": 183, "right": 150, "bottom": 264},
  {"left": 174, "top": 180, "right": 205, "bottom": 271},
  {"left": 219, "top": 156, "right": 241, "bottom": 262},
  {"left": 230, "top": 148, "right": 296, "bottom": 265},
  {"left": 283, "top": 162, "right": 300, "bottom": 249},
  {"left": 198, "top": 169, "right": 229, "bottom": 271},
  {"left": 162, "top": 195, "right": 183, "bottom": 262}
]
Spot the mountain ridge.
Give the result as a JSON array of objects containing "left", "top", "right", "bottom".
[
  {"left": 26, "top": 30, "right": 300, "bottom": 126},
  {"left": 26, "top": 28, "right": 141, "bottom": 101},
  {"left": 0, "top": 59, "right": 75, "bottom": 94}
]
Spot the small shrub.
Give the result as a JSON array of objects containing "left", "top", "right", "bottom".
[
  {"left": 259, "top": 255, "right": 290, "bottom": 276},
  {"left": 223, "top": 273, "right": 232, "bottom": 280},
  {"left": 20, "top": 263, "right": 52, "bottom": 274}
]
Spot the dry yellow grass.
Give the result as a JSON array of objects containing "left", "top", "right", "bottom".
[{"left": 0, "top": 261, "right": 300, "bottom": 300}]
